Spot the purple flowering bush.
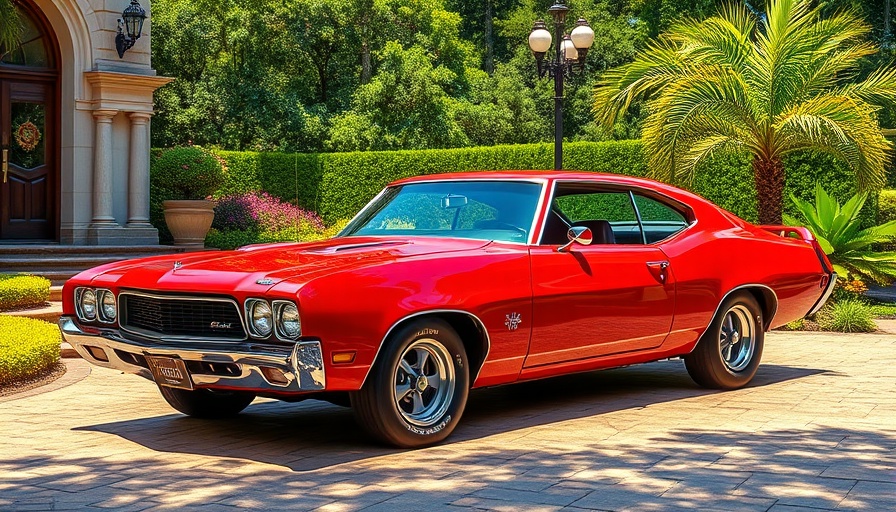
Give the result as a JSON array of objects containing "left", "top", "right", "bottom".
[{"left": 207, "top": 192, "right": 330, "bottom": 250}]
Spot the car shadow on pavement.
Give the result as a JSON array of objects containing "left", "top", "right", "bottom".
[{"left": 71, "top": 360, "right": 832, "bottom": 472}]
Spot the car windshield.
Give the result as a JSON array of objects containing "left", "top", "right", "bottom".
[{"left": 340, "top": 180, "right": 544, "bottom": 243}]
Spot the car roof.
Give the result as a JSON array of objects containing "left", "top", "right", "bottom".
[{"left": 389, "top": 170, "right": 710, "bottom": 208}]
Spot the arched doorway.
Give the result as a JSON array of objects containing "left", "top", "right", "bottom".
[{"left": 0, "top": 1, "right": 59, "bottom": 241}]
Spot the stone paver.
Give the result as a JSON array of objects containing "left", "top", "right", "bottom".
[{"left": 2, "top": 329, "right": 894, "bottom": 511}]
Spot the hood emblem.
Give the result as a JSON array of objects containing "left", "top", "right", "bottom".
[
  {"left": 173, "top": 261, "right": 183, "bottom": 270},
  {"left": 256, "top": 278, "right": 275, "bottom": 285},
  {"left": 505, "top": 312, "right": 522, "bottom": 331}
]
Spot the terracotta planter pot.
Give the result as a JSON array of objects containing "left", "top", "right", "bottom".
[{"left": 163, "top": 199, "right": 216, "bottom": 248}]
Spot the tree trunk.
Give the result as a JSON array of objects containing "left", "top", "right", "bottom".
[
  {"left": 753, "top": 156, "right": 785, "bottom": 225},
  {"left": 484, "top": 0, "right": 494, "bottom": 75},
  {"left": 361, "top": 41, "right": 372, "bottom": 84}
]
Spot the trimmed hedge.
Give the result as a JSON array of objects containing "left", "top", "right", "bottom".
[
  {"left": 0, "top": 275, "right": 51, "bottom": 311},
  {"left": 0, "top": 316, "right": 61, "bottom": 387},
  {"left": 210, "top": 141, "right": 868, "bottom": 225}
]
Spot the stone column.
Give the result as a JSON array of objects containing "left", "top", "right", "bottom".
[
  {"left": 91, "top": 110, "right": 117, "bottom": 225},
  {"left": 127, "top": 112, "right": 153, "bottom": 226}
]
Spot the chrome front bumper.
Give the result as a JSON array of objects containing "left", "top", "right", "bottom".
[{"left": 59, "top": 316, "right": 326, "bottom": 393}]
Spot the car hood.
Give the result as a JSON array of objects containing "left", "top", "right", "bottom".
[{"left": 78, "top": 236, "right": 491, "bottom": 293}]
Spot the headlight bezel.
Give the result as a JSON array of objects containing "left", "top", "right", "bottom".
[
  {"left": 273, "top": 300, "right": 302, "bottom": 340},
  {"left": 75, "top": 287, "right": 98, "bottom": 322},
  {"left": 96, "top": 289, "right": 117, "bottom": 323},
  {"left": 245, "top": 298, "right": 274, "bottom": 338}
]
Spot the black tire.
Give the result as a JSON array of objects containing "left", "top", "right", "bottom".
[
  {"left": 684, "top": 292, "right": 764, "bottom": 390},
  {"left": 351, "top": 319, "right": 469, "bottom": 448},
  {"left": 158, "top": 386, "right": 256, "bottom": 419}
]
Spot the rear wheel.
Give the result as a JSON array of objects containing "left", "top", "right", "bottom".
[
  {"left": 351, "top": 319, "right": 469, "bottom": 448},
  {"left": 158, "top": 386, "right": 255, "bottom": 418},
  {"left": 684, "top": 292, "right": 764, "bottom": 390}
]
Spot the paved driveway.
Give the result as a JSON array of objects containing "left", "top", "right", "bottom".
[{"left": 2, "top": 328, "right": 895, "bottom": 512}]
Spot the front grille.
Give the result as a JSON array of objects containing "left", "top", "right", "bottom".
[{"left": 120, "top": 293, "right": 246, "bottom": 340}]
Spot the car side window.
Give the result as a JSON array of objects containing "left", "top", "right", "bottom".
[
  {"left": 633, "top": 194, "right": 690, "bottom": 243},
  {"left": 553, "top": 191, "right": 643, "bottom": 244}
]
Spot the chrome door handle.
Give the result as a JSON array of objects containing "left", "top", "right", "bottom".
[
  {"left": 646, "top": 261, "right": 670, "bottom": 283},
  {"left": 2, "top": 149, "right": 7, "bottom": 183}
]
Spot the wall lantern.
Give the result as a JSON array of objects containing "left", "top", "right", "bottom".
[{"left": 116, "top": 0, "right": 146, "bottom": 58}]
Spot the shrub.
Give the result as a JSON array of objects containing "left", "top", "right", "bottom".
[
  {"left": 869, "top": 303, "right": 896, "bottom": 318},
  {"left": 785, "top": 183, "right": 896, "bottom": 284},
  {"left": 150, "top": 146, "right": 225, "bottom": 243},
  {"left": 816, "top": 299, "right": 877, "bottom": 332},
  {"left": 151, "top": 146, "right": 225, "bottom": 200},
  {"left": 211, "top": 194, "right": 260, "bottom": 232},
  {"left": 879, "top": 190, "right": 896, "bottom": 224},
  {"left": 212, "top": 141, "right": 868, "bottom": 225},
  {"left": 0, "top": 274, "right": 51, "bottom": 311},
  {"left": 205, "top": 192, "right": 328, "bottom": 250},
  {"left": 0, "top": 316, "right": 61, "bottom": 387}
]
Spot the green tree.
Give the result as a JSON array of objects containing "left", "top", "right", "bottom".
[
  {"left": 328, "top": 42, "right": 469, "bottom": 150},
  {"left": 594, "top": 0, "right": 896, "bottom": 224}
]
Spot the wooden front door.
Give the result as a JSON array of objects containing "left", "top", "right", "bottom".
[
  {"left": 0, "top": 1, "right": 59, "bottom": 241},
  {"left": 1, "top": 78, "right": 55, "bottom": 240}
]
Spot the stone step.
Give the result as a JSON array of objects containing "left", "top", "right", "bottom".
[
  {"left": 12, "top": 270, "right": 82, "bottom": 287},
  {"left": 50, "top": 285, "right": 63, "bottom": 302},
  {"left": 0, "top": 245, "right": 189, "bottom": 256},
  {"left": 0, "top": 244, "right": 197, "bottom": 286},
  {"left": 1, "top": 301, "right": 62, "bottom": 324},
  {"left": 1, "top": 255, "right": 145, "bottom": 269}
]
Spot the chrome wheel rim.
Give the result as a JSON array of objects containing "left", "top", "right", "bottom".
[
  {"left": 393, "top": 339, "right": 455, "bottom": 427},
  {"left": 719, "top": 304, "right": 756, "bottom": 372}
]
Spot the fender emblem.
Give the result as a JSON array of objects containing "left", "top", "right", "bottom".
[
  {"left": 505, "top": 312, "right": 522, "bottom": 331},
  {"left": 256, "top": 278, "right": 275, "bottom": 285}
]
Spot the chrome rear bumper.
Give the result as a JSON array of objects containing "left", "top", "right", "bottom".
[
  {"left": 59, "top": 316, "right": 325, "bottom": 393},
  {"left": 807, "top": 272, "right": 838, "bottom": 317}
]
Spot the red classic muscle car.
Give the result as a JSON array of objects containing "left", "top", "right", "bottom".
[{"left": 60, "top": 171, "right": 836, "bottom": 447}]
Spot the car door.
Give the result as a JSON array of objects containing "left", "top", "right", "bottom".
[{"left": 524, "top": 186, "right": 676, "bottom": 368}]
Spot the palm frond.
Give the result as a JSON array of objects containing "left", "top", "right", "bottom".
[
  {"left": 593, "top": 41, "right": 689, "bottom": 129},
  {"left": 776, "top": 95, "right": 891, "bottom": 190},
  {"left": 0, "top": 0, "right": 22, "bottom": 51},
  {"left": 839, "top": 66, "right": 896, "bottom": 108}
]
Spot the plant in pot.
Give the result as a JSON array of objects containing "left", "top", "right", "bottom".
[{"left": 150, "top": 146, "right": 224, "bottom": 247}]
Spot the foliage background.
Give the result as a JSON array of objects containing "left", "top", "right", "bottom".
[{"left": 208, "top": 141, "right": 863, "bottom": 224}]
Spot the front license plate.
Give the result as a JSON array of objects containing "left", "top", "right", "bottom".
[{"left": 146, "top": 356, "right": 193, "bottom": 390}]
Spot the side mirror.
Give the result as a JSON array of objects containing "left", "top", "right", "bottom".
[{"left": 558, "top": 226, "right": 592, "bottom": 252}]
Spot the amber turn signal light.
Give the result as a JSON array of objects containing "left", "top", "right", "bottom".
[{"left": 332, "top": 352, "right": 356, "bottom": 364}]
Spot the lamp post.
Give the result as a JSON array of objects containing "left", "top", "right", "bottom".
[{"left": 528, "top": 2, "right": 594, "bottom": 170}]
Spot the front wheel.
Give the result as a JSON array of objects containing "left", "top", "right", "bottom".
[
  {"left": 351, "top": 319, "right": 469, "bottom": 448},
  {"left": 158, "top": 386, "right": 256, "bottom": 419},
  {"left": 684, "top": 292, "right": 764, "bottom": 390}
]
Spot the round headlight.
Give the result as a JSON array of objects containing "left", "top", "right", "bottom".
[
  {"left": 100, "top": 291, "right": 117, "bottom": 322},
  {"left": 80, "top": 289, "right": 97, "bottom": 320},
  {"left": 250, "top": 300, "right": 273, "bottom": 337},
  {"left": 276, "top": 302, "right": 301, "bottom": 339}
]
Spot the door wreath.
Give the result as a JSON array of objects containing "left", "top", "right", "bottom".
[{"left": 15, "top": 121, "right": 41, "bottom": 152}]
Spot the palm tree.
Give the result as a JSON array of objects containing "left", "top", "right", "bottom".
[
  {"left": 0, "top": 0, "right": 22, "bottom": 53},
  {"left": 593, "top": 0, "right": 896, "bottom": 225}
]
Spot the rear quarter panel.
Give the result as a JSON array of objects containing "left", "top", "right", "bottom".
[{"left": 660, "top": 222, "right": 825, "bottom": 355}]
